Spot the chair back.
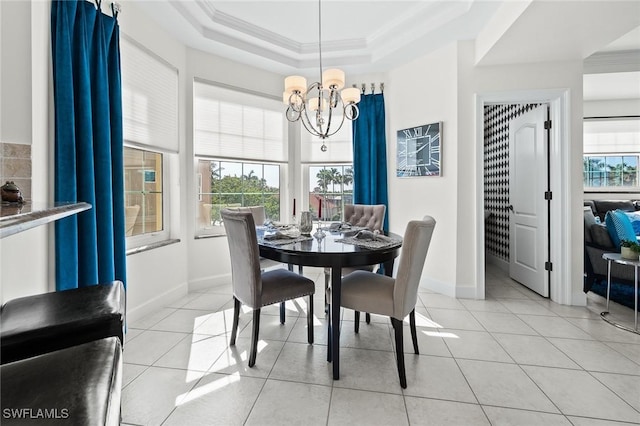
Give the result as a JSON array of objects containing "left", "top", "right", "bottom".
[
  {"left": 229, "top": 205, "right": 267, "bottom": 226},
  {"left": 220, "top": 209, "right": 263, "bottom": 308},
  {"left": 344, "top": 204, "right": 386, "bottom": 230},
  {"left": 393, "top": 216, "right": 436, "bottom": 319}
]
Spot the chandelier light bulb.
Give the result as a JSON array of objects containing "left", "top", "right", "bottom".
[
  {"left": 340, "top": 87, "right": 360, "bottom": 105},
  {"left": 308, "top": 96, "right": 327, "bottom": 112},
  {"left": 322, "top": 69, "right": 345, "bottom": 90},
  {"left": 284, "top": 75, "right": 307, "bottom": 94}
]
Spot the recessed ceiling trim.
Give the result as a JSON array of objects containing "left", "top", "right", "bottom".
[
  {"left": 188, "top": 1, "right": 370, "bottom": 57},
  {"left": 194, "top": 0, "right": 304, "bottom": 54},
  {"left": 367, "top": 0, "right": 471, "bottom": 46},
  {"left": 584, "top": 49, "right": 640, "bottom": 74},
  {"left": 200, "top": 26, "right": 301, "bottom": 68}
]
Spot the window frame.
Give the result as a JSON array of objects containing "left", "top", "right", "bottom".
[
  {"left": 303, "top": 162, "right": 354, "bottom": 221},
  {"left": 583, "top": 116, "right": 640, "bottom": 192},
  {"left": 583, "top": 153, "right": 640, "bottom": 192},
  {"left": 195, "top": 156, "right": 286, "bottom": 237},
  {"left": 124, "top": 143, "right": 171, "bottom": 249},
  {"left": 120, "top": 35, "right": 178, "bottom": 251}
]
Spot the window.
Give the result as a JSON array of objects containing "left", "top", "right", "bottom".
[
  {"left": 583, "top": 155, "right": 638, "bottom": 187},
  {"left": 197, "top": 159, "right": 280, "bottom": 230},
  {"left": 121, "top": 36, "right": 178, "bottom": 247},
  {"left": 301, "top": 113, "right": 353, "bottom": 221},
  {"left": 193, "top": 81, "right": 287, "bottom": 236},
  {"left": 583, "top": 118, "right": 640, "bottom": 190},
  {"left": 308, "top": 164, "right": 353, "bottom": 221},
  {"left": 124, "top": 147, "right": 164, "bottom": 236}
]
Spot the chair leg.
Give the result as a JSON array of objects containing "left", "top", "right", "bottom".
[
  {"left": 324, "top": 268, "right": 330, "bottom": 314},
  {"left": 366, "top": 313, "right": 371, "bottom": 324},
  {"left": 326, "top": 303, "right": 332, "bottom": 362},
  {"left": 409, "top": 309, "right": 419, "bottom": 354},
  {"left": 354, "top": 311, "right": 360, "bottom": 333},
  {"left": 307, "top": 294, "right": 314, "bottom": 344},
  {"left": 249, "top": 309, "right": 261, "bottom": 368},
  {"left": 230, "top": 297, "right": 241, "bottom": 346},
  {"left": 280, "top": 302, "right": 285, "bottom": 324},
  {"left": 391, "top": 317, "right": 407, "bottom": 389}
]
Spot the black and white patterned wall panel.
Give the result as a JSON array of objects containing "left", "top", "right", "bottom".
[{"left": 483, "top": 104, "right": 541, "bottom": 262}]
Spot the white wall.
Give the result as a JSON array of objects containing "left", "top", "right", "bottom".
[
  {"left": 384, "top": 39, "right": 585, "bottom": 304},
  {"left": 386, "top": 43, "right": 459, "bottom": 297},
  {"left": 1, "top": 1, "right": 32, "bottom": 145},
  {"left": 0, "top": 0, "right": 50, "bottom": 304},
  {"left": 467, "top": 53, "right": 585, "bottom": 305}
]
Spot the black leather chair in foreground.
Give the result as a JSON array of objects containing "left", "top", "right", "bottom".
[
  {"left": 0, "top": 280, "right": 125, "bottom": 364},
  {"left": 1, "top": 337, "right": 122, "bottom": 426}
]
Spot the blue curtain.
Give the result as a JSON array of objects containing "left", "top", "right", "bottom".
[
  {"left": 352, "top": 93, "right": 389, "bottom": 231},
  {"left": 51, "top": 0, "right": 126, "bottom": 291}
]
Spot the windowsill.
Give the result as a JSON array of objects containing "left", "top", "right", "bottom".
[
  {"left": 194, "top": 233, "right": 225, "bottom": 240},
  {"left": 584, "top": 189, "right": 640, "bottom": 194},
  {"left": 126, "top": 238, "right": 180, "bottom": 255}
]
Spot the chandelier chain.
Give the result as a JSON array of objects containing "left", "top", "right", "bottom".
[
  {"left": 282, "top": 0, "right": 360, "bottom": 148},
  {"left": 318, "top": 0, "right": 323, "bottom": 84}
]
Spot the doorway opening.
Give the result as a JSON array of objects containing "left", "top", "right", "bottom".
[
  {"left": 475, "top": 89, "right": 574, "bottom": 305},
  {"left": 484, "top": 103, "right": 550, "bottom": 297}
]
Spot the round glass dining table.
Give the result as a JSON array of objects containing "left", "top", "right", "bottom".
[{"left": 258, "top": 225, "right": 403, "bottom": 380}]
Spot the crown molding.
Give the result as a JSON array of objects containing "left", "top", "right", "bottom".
[{"left": 584, "top": 49, "right": 640, "bottom": 74}]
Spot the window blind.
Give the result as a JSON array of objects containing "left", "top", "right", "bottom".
[
  {"left": 194, "top": 81, "right": 287, "bottom": 162},
  {"left": 121, "top": 37, "right": 179, "bottom": 152},
  {"left": 584, "top": 118, "right": 640, "bottom": 154},
  {"left": 300, "top": 117, "right": 353, "bottom": 163}
]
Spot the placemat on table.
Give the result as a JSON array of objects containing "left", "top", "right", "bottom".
[
  {"left": 336, "top": 233, "right": 402, "bottom": 249},
  {"left": 261, "top": 235, "right": 313, "bottom": 246}
]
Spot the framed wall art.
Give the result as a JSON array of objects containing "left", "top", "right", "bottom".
[{"left": 396, "top": 122, "right": 442, "bottom": 177}]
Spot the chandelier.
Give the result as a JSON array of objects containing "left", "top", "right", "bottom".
[{"left": 283, "top": 0, "right": 361, "bottom": 151}]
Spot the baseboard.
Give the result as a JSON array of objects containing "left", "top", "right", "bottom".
[
  {"left": 486, "top": 253, "right": 509, "bottom": 272},
  {"left": 456, "top": 284, "right": 482, "bottom": 300},
  {"left": 188, "top": 273, "right": 231, "bottom": 292},
  {"left": 126, "top": 282, "right": 188, "bottom": 324},
  {"left": 571, "top": 291, "right": 587, "bottom": 307},
  {"left": 419, "top": 276, "right": 456, "bottom": 298}
]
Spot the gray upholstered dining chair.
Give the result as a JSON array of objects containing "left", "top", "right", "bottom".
[
  {"left": 230, "top": 205, "right": 279, "bottom": 270},
  {"left": 337, "top": 215, "right": 436, "bottom": 388},
  {"left": 324, "top": 204, "right": 386, "bottom": 328},
  {"left": 221, "top": 209, "right": 315, "bottom": 367}
]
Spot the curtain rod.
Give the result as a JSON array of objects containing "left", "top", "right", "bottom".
[
  {"left": 91, "top": 0, "right": 121, "bottom": 17},
  {"left": 352, "top": 83, "right": 384, "bottom": 94}
]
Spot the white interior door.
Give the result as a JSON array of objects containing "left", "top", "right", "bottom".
[{"left": 509, "top": 105, "right": 549, "bottom": 297}]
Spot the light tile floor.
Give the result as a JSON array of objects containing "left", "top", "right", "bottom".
[{"left": 121, "top": 264, "right": 640, "bottom": 425}]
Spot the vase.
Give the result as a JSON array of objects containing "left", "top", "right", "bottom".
[
  {"left": 621, "top": 246, "right": 639, "bottom": 260},
  {"left": 299, "top": 211, "right": 313, "bottom": 235}
]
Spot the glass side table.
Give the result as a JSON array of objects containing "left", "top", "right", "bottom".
[{"left": 601, "top": 253, "right": 639, "bottom": 334}]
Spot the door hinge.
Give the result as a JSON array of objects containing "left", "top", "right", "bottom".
[
  {"left": 544, "top": 120, "right": 552, "bottom": 130},
  {"left": 545, "top": 261, "right": 553, "bottom": 271},
  {"left": 544, "top": 191, "right": 552, "bottom": 200}
]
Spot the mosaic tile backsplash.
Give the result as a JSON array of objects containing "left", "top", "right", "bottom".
[{"left": 1, "top": 142, "right": 32, "bottom": 202}]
